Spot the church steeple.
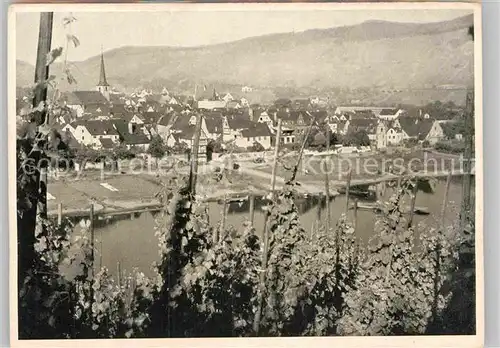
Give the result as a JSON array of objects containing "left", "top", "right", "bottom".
[
  {"left": 98, "top": 48, "right": 109, "bottom": 87},
  {"left": 96, "top": 46, "right": 110, "bottom": 101}
]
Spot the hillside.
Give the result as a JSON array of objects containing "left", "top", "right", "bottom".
[{"left": 16, "top": 14, "right": 474, "bottom": 103}]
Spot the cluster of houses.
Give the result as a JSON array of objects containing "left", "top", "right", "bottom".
[
  {"left": 325, "top": 106, "right": 449, "bottom": 148},
  {"left": 24, "top": 51, "right": 459, "bottom": 159}
]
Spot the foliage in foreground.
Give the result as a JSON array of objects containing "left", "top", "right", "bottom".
[{"left": 17, "top": 170, "right": 476, "bottom": 338}]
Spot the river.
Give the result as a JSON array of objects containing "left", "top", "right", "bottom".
[{"left": 75, "top": 176, "right": 473, "bottom": 280}]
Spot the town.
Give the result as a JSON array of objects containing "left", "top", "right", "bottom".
[
  {"left": 17, "top": 50, "right": 467, "bottom": 167},
  {"left": 14, "top": 7, "right": 478, "bottom": 342}
]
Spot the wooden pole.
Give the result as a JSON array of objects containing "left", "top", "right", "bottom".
[
  {"left": 249, "top": 195, "right": 255, "bottom": 225},
  {"left": 345, "top": 167, "right": 352, "bottom": 214},
  {"left": 18, "top": 13, "right": 53, "bottom": 288},
  {"left": 316, "top": 194, "right": 322, "bottom": 226},
  {"left": 324, "top": 124, "right": 331, "bottom": 232},
  {"left": 441, "top": 172, "right": 452, "bottom": 229},
  {"left": 460, "top": 90, "right": 474, "bottom": 232},
  {"left": 57, "top": 202, "right": 62, "bottom": 225},
  {"left": 353, "top": 199, "right": 358, "bottom": 234},
  {"left": 254, "top": 121, "right": 282, "bottom": 335},
  {"left": 219, "top": 196, "right": 228, "bottom": 241},
  {"left": 89, "top": 204, "right": 95, "bottom": 277},
  {"left": 100, "top": 225, "right": 103, "bottom": 270},
  {"left": 33, "top": 12, "right": 53, "bottom": 118},
  {"left": 407, "top": 180, "right": 419, "bottom": 228},
  {"left": 270, "top": 119, "right": 282, "bottom": 193},
  {"left": 290, "top": 119, "right": 315, "bottom": 182},
  {"left": 117, "top": 261, "right": 121, "bottom": 287},
  {"left": 189, "top": 113, "right": 203, "bottom": 195}
]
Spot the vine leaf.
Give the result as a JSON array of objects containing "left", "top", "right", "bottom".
[
  {"left": 65, "top": 69, "right": 77, "bottom": 85},
  {"left": 46, "top": 47, "right": 63, "bottom": 66},
  {"left": 62, "top": 15, "right": 77, "bottom": 26},
  {"left": 66, "top": 34, "right": 80, "bottom": 48}
]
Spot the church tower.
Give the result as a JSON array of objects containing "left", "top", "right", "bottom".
[{"left": 96, "top": 48, "right": 110, "bottom": 101}]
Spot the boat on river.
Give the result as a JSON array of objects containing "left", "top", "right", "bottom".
[{"left": 350, "top": 202, "right": 430, "bottom": 215}]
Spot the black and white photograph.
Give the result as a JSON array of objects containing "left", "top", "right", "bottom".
[{"left": 10, "top": 2, "right": 482, "bottom": 346}]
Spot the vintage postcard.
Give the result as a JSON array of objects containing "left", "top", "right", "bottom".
[{"left": 9, "top": 2, "right": 483, "bottom": 347}]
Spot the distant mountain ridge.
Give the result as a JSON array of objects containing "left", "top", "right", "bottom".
[{"left": 16, "top": 14, "right": 474, "bottom": 101}]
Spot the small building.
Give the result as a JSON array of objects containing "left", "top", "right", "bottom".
[
  {"left": 378, "top": 108, "right": 404, "bottom": 121},
  {"left": 197, "top": 100, "right": 227, "bottom": 110},
  {"left": 62, "top": 91, "right": 110, "bottom": 118},
  {"left": 399, "top": 118, "right": 444, "bottom": 145},
  {"left": 237, "top": 123, "right": 273, "bottom": 150},
  {"left": 70, "top": 119, "right": 120, "bottom": 149},
  {"left": 221, "top": 93, "right": 234, "bottom": 103},
  {"left": 241, "top": 86, "right": 253, "bottom": 93},
  {"left": 257, "top": 111, "right": 273, "bottom": 124}
]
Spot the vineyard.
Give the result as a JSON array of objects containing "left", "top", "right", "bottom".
[
  {"left": 15, "top": 13, "right": 476, "bottom": 340},
  {"left": 17, "top": 127, "right": 476, "bottom": 338}
]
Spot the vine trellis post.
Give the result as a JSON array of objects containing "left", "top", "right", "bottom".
[
  {"left": 407, "top": 179, "right": 419, "bottom": 228},
  {"left": 189, "top": 113, "right": 203, "bottom": 195},
  {"left": 249, "top": 195, "right": 255, "bottom": 225},
  {"left": 441, "top": 172, "right": 452, "bottom": 229},
  {"left": 253, "top": 119, "right": 282, "bottom": 335},
  {"left": 18, "top": 12, "right": 53, "bottom": 290},
  {"left": 324, "top": 124, "right": 331, "bottom": 232},
  {"left": 219, "top": 195, "right": 228, "bottom": 242},
  {"left": 353, "top": 199, "right": 358, "bottom": 234},
  {"left": 460, "top": 90, "right": 474, "bottom": 232},
  {"left": 57, "top": 203, "right": 62, "bottom": 225},
  {"left": 344, "top": 167, "right": 352, "bottom": 214}
]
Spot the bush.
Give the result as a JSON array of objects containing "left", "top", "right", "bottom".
[
  {"left": 147, "top": 136, "right": 166, "bottom": 159},
  {"left": 342, "top": 129, "right": 370, "bottom": 147},
  {"left": 248, "top": 142, "right": 265, "bottom": 152},
  {"left": 434, "top": 140, "right": 465, "bottom": 154}
]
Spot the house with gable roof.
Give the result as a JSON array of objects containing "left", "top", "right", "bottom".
[
  {"left": 112, "top": 119, "right": 152, "bottom": 151},
  {"left": 236, "top": 122, "right": 273, "bottom": 150},
  {"left": 257, "top": 111, "right": 273, "bottom": 125},
  {"left": 69, "top": 119, "right": 120, "bottom": 149},
  {"left": 222, "top": 114, "right": 254, "bottom": 142},
  {"left": 399, "top": 118, "right": 444, "bottom": 145},
  {"left": 62, "top": 91, "right": 110, "bottom": 118},
  {"left": 221, "top": 93, "right": 234, "bottom": 103},
  {"left": 204, "top": 114, "right": 224, "bottom": 140},
  {"left": 378, "top": 108, "right": 404, "bottom": 121}
]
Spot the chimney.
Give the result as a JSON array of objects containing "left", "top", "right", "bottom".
[
  {"left": 128, "top": 122, "right": 134, "bottom": 134},
  {"left": 419, "top": 109, "right": 422, "bottom": 117}
]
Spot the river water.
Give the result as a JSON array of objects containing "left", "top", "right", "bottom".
[{"left": 79, "top": 177, "right": 473, "bottom": 280}]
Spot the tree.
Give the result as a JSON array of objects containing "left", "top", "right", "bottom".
[
  {"left": 113, "top": 143, "right": 136, "bottom": 160},
  {"left": 306, "top": 127, "right": 338, "bottom": 150},
  {"left": 248, "top": 142, "right": 265, "bottom": 152},
  {"left": 441, "top": 120, "right": 466, "bottom": 140},
  {"left": 147, "top": 136, "right": 166, "bottom": 160},
  {"left": 207, "top": 139, "right": 225, "bottom": 153},
  {"left": 342, "top": 129, "right": 370, "bottom": 147}
]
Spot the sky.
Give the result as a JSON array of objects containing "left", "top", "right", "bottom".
[{"left": 15, "top": 8, "right": 473, "bottom": 64}]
